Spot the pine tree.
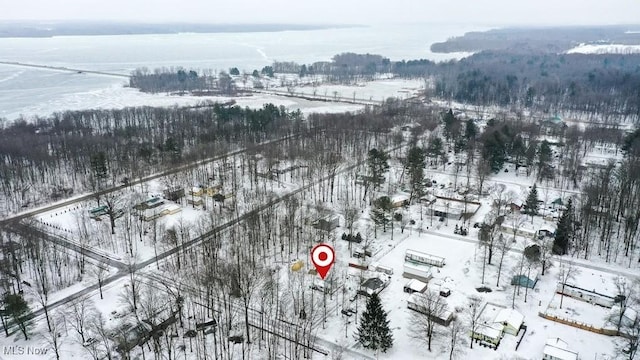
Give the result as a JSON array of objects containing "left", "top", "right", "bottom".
[
  {"left": 537, "top": 140, "right": 553, "bottom": 180},
  {"left": 524, "top": 184, "right": 539, "bottom": 220},
  {"left": 406, "top": 146, "right": 426, "bottom": 202},
  {"left": 553, "top": 198, "right": 573, "bottom": 255},
  {"left": 442, "top": 109, "right": 457, "bottom": 141},
  {"left": 367, "top": 149, "right": 390, "bottom": 191},
  {"left": 3, "top": 293, "right": 32, "bottom": 340},
  {"left": 356, "top": 293, "right": 393, "bottom": 352},
  {"left": 90, "top": 151, "right": 108, "bottom": 179}
]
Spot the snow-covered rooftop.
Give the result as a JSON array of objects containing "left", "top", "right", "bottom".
[
  {"left": 543, "top": 344, "right": 578, "bottom": 360},
  {"left": 475, "top": 324, "right": 502, "bottom": 340},
  {"left": 494, "top": 308, "right": 524, "bottom": 330},
  {"left": 405, "top": 279, "right": 428, "bottom": 293}
]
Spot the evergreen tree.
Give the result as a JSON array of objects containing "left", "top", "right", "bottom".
[
  {"left": 405, "top": 146, "right": 426, "bottom": 202},
  {"left": 90, "top": 151, "right": 108, "bottom": 179},
  {"left": 464, "top": 119, "right": 477, "bottom": 141},
  {"left": 553, "top": 198, "right": 573, "bottom": 255},
  {"left": 442, "top": 109, "right": 457, "bottom": 141},
  {"left": 367, "top": 149, "right": 390, "bottom": 191},
  {"left": 510, "top": 135, "right": 526, "bottom": 165},
  {"left": 372, "top": 196, "right": 393, "bottom": 233},
  {"left": 481, "top": 131, "right": 507, "bottom": 172},
  {"left": 524, "top": 184, "right": 539, "bottom": 220},
  {"left": 426, "top": 136, "right": 444, "bottom": 166},
  {"left": 356, "top": 293, "right": 393, "bottom": 352},
  {"left": 537, "top": 140, "right": 554, "bottom": 180},
  {"left": 3, "top": 293, "right": 31, "bottom": 340}
]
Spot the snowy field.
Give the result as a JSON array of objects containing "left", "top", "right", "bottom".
[
  {"left": 567, "top": 43, "right": 640, "bottom": 54},
  {"left": 0, "top": 71, "right": 365, "bottom": 121}
]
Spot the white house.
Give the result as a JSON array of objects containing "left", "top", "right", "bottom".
[
  {"left": 391, "top": 194, "right": 410, "bottom": 208},
  {"left": 471, "top": 324, "right": 503, "bottom": 347},
  {"left": 543, "top": 338, "right": 578, "bottom": 360},
  {"left": 493, "top": 308, "right": 524, "bottom": 336}
]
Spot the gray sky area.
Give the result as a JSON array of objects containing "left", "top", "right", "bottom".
[{"left": 2, "top": 0, "right": 639, "bottom": 26}]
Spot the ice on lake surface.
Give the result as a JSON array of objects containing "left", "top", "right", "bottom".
[{"left": 0, "top": 23, "right": 483, "bottom": 120}]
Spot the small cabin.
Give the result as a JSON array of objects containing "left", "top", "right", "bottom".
[
  {"left": 403, "top": 279, "right": 428, "bottom": 294},
  {"left": 312, "top": 215, "right": 340, "bottom": 232},
  {"left": 543, "top": 338, "right": 578, "bottom": 360},
  {"left": 391, "top": 195, "right": 410, "bottom": 208},
  {"left": 358, "top": 276, "right": 389, "bottom": 297},
  {"left": 511, "top": 272, "right": 538, "bottom": 289}
]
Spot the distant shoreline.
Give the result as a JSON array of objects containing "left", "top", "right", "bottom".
[
  {"left": 430, "top": 25, "right": 640, "bottom": 53},
  {"left": 0, "top": 21, "right": 363, "bottom": 38}
]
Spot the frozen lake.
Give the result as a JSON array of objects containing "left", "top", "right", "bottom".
[{"left": 0, "top": 23, "right": 485, "bottom": 120}]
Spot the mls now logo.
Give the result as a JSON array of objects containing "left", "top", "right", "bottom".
[{"left": 3, "top": 346, "right": 50, "bottom": 356}]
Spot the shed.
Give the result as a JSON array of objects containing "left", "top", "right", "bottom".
[
  {"left": 163, "top": 187, "right": 185, "bottom": 202},
  {"left": 312, "top": 215, "right": 340, "bottom": 232},
  {"left": 493, "top": 308, "right": 524, "bottom": 336},
  {"left": 511, "top": 272, "right": 538, "bottom": 289},
  {"left": 161, "top": 204, "right": 182, "bottom": 215},
  {"left": 391, "top": 194, "right": 410, "bottom": 208},
  {"left": 543, "top": 338, "right": 578, "bottom": 360},
  {"left": 551, "top": 198, "right": 564, "bottom": 208},
  {"left": 403, "top": 263, "right": 433, "bottom": 282},
  {"left": 403, "top": 279, "right": 428, "bottom": 294},
  {"left": 359, "top": 276, "right": 389, "bottom": 297}
]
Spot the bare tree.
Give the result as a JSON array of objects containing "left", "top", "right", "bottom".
[
  {"left": 89, "top": 314, "right": 113, "bottom": 360},
  {"left": 121, "top": 255, "right": 141, "bottom": 316},
  {"left": 538, "top": 234, "right": 554, "bottom": 276},
  {"left": 68, "top": 297, "right": 97, "bottom": 344},
  {"left": 616, "top": 313, "right": 640, "bottom": 360},
  {"left": 467, "top": 295, "right": 482, "bottom": 349},
  {"left": 91, "top": 264, "right": 108, "bottom": 300},
  {"left": 557, "top": 259, "right": 580, "bottom": 309},
  {"left": 475, "top": 159, "right": 491, "bottom": 196},
  {"left": 446, "top": 318, "right": 467, "bottom": 360},
  {"left": 103, "top": 192, "right": 123, "bottom": 235},
  {"left": 608, "top": 277, "right": 637, "bottom": 332},
  {"left": 495, "top": 234, "right": 512, "bottom": 287},
  {"left": 409, "top": 290, "right": 448, "bottom": 352},
  {"left": 42, "top": 311, "right": 65, "bottom": 360}
]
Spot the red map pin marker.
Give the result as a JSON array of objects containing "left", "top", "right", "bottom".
[{"left": 311, "top": 243, "right": 335, "bottom": 280}]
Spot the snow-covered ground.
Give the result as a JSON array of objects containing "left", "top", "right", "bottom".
[
  {"left": 566, "top": 43, "right": 640, "bottom": 55},
  {"left": 0, "top": 75, "right": 365, "bottom": 121}
]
